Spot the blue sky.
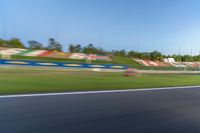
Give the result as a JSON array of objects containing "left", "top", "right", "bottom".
[{"left": 1, "top": 0, "right": 200, "bottom": 55}]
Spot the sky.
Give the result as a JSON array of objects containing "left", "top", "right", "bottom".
[{"left": 1, "top": 0, "right": 200, "bottom": 55}]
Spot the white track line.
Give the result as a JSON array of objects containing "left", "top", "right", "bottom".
[{"left": 0, "top": 86, "right": 200, "bottom": 98}]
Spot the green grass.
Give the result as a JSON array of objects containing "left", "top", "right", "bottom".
[
  {"left": 0, "top": 68, "right": 200, "bottom": 95},
  {"left": 111, "top": 56, "right": 141, "bottom": 67}
]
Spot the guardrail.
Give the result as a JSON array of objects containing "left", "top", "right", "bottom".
[{"left": 0, "top": 59, "right": 128, "bottom": 70}]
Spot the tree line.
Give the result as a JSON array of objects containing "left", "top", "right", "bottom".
[
  {"left": 0, "top": 38, "right": 200, "bottom": 62},
  {"left": 69, "top": 44, "right": 199, "bottom": 62},
  {"left": 0, "top": 38, "right": 62, "bottom": 51}
]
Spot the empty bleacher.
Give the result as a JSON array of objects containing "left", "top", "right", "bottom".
[{"left": 0, "top": 47, "right": 111, "bottom": 61}]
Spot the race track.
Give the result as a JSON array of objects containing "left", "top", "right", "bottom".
[{"left": 1, "top": 87, "right": 200, "bottom": 133}]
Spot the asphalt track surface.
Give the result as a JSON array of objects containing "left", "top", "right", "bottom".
[{"left": 1, "top": 87, "right": 200, "bottom": 133}]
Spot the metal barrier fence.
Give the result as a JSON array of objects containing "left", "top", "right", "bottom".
[{"left": 0, "top": 59, "right": 128, "bottom": 70}]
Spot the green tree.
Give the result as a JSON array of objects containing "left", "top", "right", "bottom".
[
  {"left": 69, "top": 44, "right": 82, "bottom": 53},
  {"left": 112, "top": 50, "right": 127, "bottom": 56},
  {"left": 82, "top": 44, "right": 106, "bottom": 54},
  {"left": 47, "top": 38, "right": 62, "bottom": 51},
  {"left": 82, "top": 44, "right": 96, "bottom": 54},
  {"left": 128, "top": 51, "right": 139, "bottom": 58},
  {"left": 150, "top": 51, "right": 162, "bottom": 61},
  {"left": 6, "top": 38, "right": 25, "bottom": 48},
  {"left": 140, "top": 52, "right": 151, "bottom": 60},
  {"left": 28, "top": 40, "right": 44, "bottom": 50},
  {"left": 0, "top": 39, "right": 7, "bottom": 47}
]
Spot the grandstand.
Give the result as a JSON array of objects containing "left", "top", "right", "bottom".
[
  {"left": 0, "top": 47, "right": 111, "bottom": 61},
  {"left": 0, "top": 47, "right": 200, "bottom": 69},
  {"left": 133, "top": 58, "right": 200, "bottom": 68},
  {"left": 183, "top": 62, "right": 200, "bottom": 67},
  {"left": 133, "top": 59, "right": 170, "bottom": 67}
]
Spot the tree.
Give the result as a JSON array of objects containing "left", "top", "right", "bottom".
[
  {"left": 150, "top": 51, "right": 162, "bottom": 61},
  {"left": 82, "top": 44, "right": 106, "bottom": 54},
  {"left": 69, "top": 44, "right": 82, "bottom": 53},
  {"left": 112, "top": 50, "right": 127, "bottom": 56},
  {"left": 7, "top": 38, "right": 25, "bottom": 48},
  {"left": 28, "top": 40, "right": 44, "bottom": 50},
  {"left": 82, "top": 44, "right": 96, "bottom": 54},
  {"left": 95, "top": 47, "right": 107, "bottom": 55},
  {"left": 128, "top": 51, "right": 139, "bottom": 58},
  {"left": 181, "top": 55, "right": 191, "bottom": 62},
  {"left": 47, "top": 38, "right": 62, "bottom": 51},
  {"left": 0, "top": 39, "right": 6, "bottom": 47},
  {"left": 139, "top": 52, "right": 151, "bottom": 60}
]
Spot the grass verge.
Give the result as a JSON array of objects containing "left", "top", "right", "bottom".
[{"left": 0, "top": 67, "right": 200, "bottom": 95}]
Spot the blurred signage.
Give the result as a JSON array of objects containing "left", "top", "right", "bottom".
[
  {"left": 6, "top": 61, "right": 29, "bottom": 65},
  {"left": 64, "top": 64, "right": 82, "bottom": 67},
  {"left": 37, "top": 63, "right": 57, "bottom": 66}
]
